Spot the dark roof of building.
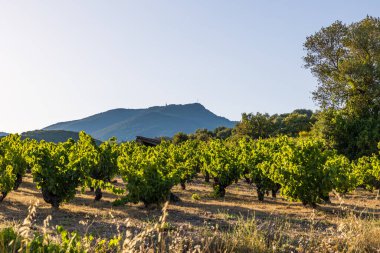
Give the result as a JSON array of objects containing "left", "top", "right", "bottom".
[{"left": 135, "top": 136, "right": 161, "bottom": 146}]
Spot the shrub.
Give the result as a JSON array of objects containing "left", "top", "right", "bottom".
[
  {"left": 69, "top": 132, "right": 120, "bottom": 201},
  {"left": 0, "top": 134, "right": 28, "bottom": 191},
  {"left": 0, "top": 157, "right": 15, "bottom": 202},
  {"left": 200, "top": 139, "right": 241, "bottom": 197},
  {"left": 238, "top": 138, "right": 281, "bottom": 201},
  {"left": 261, "top": 137, "right": 352, "bottom": 207},
  {"left": 31, "top": 140, "right": 83, "bottom": 208},
  {"left": 118, "top": 143, "right": 180, "bottom": 206},
  {"left": 168, "top": 140, "right": 200, "bottom": 190}
]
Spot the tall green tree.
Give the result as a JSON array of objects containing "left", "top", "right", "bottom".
[{"left": 304, "top": 16, "right": 380, "bottom": 158}]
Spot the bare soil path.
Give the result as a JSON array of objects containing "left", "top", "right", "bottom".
[{"left": 0, "top": 174, "right": 379, "bottom": 239}]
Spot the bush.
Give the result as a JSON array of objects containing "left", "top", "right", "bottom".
[
  {"left": 262, "top": 137, "right": 352, "bottom": 207},
  {"left": 0, "top": 134, "right": 28, "bottom": 191},
  {"left": 31, "top": 140, "right": 83, "bottom": 208},
  {"left": 168, "top": 140, "right": 200, "bottom": 190},
  {"left": 238, "top": 138, "right": 281, "bottom": 201},
  {"left": 118, "top": 143, "right": 180, "bottom": 206},
  {"left": 0, "top": 158, "right": 15, "bottom": 202},
  {"left": 69, "top": 132, "right": 120, "bottom": 201},
  {"left": 200, "top": 140, "right": 241, "bottom": 197},
  {"left": 354, "top": 155, "right": 380, "bottom": 192}
]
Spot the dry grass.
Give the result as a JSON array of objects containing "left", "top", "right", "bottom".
[{"left": 0, "top": 174, "right": 380, "bottom": 252}]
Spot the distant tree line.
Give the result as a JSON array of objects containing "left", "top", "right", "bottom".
[{"left": 172, "top": 109, "right": 315, "bottom": 144}]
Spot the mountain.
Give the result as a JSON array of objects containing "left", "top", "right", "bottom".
[
  {"left": 21, "top": 130, "right": 101, "bottom": 144},
  {"left": 0, "top": 132, "right": 8, "bottom": 137},
  {"left": 44, "top": 103, "right": 236, "bottom": 141}
]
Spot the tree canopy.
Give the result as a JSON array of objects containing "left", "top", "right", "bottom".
[
  {"left": 304, "top": 16, "right": 380, "bottom": 115},
  {"left": 304, "top": 16, "right": 380, "bottom": 159}
]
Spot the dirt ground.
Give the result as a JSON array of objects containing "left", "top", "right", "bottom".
[{"left": 0, "top": 174, "right": 379, "bottom": 239}]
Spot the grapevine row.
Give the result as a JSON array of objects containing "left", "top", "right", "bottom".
[{"left": 0, "top": 132, "right": 379, "bottom": 208}]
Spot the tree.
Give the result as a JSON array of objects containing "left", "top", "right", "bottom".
[
  {"left": 234, "top": 113, "right": 274, "bottom": 139},
  {"left": 304, "top": 17, "right": 380, "bottom": 158},
  {"left": 189, "top": 129, "right": 214, "bottom": 141},
  {"left": 213, "top": 127, "right": 233, "bottom": 140},
  {"left": 233, "top": 110, "right": 315, "bottom": 139},
  {"left": 172, "top": 132, "right": 189, "bottom": 144},
  {"left": 281, "top": 113, "right": 314, "bottom": 136}
]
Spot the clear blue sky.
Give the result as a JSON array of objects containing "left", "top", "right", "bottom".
[{"left": 1, "top": 1, "right": 379, "bottom": 133}]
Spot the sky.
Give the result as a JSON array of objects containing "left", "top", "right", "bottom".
[{"left": 1, "top": 1, "right": 379, "bottom": 133}]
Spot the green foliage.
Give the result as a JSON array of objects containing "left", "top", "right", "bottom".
[
  {"left": 0, "top": 129, "right": 370, "bottom": 210},
  {"left": 92, "top": 138, "right": 120, "bottom": 198},
  {"left": 354, "top": 153, "right": 380, "bottom": 191},
  {"left": 31, "top": 140, "right": 83, "bottom": 208},
  {"left": 233, "top": 110, "right": 315, "bottom": 140},
  {"left": 172, "top": 132, "right": 189, "bottom": 144},
  {"left": 200, "top": 139, "right": 241, "bottom": 197},
  {"left": 169, "top": 140, "right": 201, "bottom": 190},
  {"left": 68, "top": 132, "right": 120, "bottom": 201},
  {"left": 69, "top": 132, "right": 99, "bottom": 183},
  {"left": 305, "top": 17, "right": 380, "bottom": 159},
  {"left": 324, "top": 154, "right": 358, "bottom": 194},
  {"left": 238, "top": 138, "right": 281, "bottom": 201},
  {"left": 189, "top": 128, "right": 214, "bottom": 141},
  {"left": 118, "top": 141, "right": 180, "bottom": 206},
  {"left": 0, "top": 158, "right": 15, "bottom": 202},
  {"left": 304, "top": 17, "right": 380, "bottom": 113},
  {"left": 261, "top": 137, "right": 354, "bottom": 207},
  {"left": 191, "top": 193, "right": 201, "bottom": 201},
  {"left": 0, "top": 225, "right": 101, "bottom": 253},
  {"left": 0, "top": 134, "right": 29, "bottom": 201},
  {"left": 0, "top": 227, "right": 21, "bottom": 252},
  {"left": 281, "top": 113, "right": 314, "bottom": 136},
  {"left": 0, "top": 134, "right": 29, "bottom": 190},
  {"left": 213, "top": 126, "right": 233, "bottom": 140},
  {"left": 234, "top": 113, "right": 274, "bottom": 139},
  {"left": 313, "top": 108, "right": 380, "bottom": 159}
]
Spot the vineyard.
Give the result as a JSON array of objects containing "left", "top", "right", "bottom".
[
  {"left": 1, "top": 0, "right": 380, "bottom": 249},
  {"left": 1, "top": 132, "right": 379, "bottom": 208},
  {"left": 0, "top": 132, "right": 380, "bottom": 252}
]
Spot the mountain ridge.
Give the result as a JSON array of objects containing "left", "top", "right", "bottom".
[
  {"left": 44, "top": 103, "right": 236, "bottom": 141},
  {"left": 21, "top": 130, "right": 101, "bottom": 144}
]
